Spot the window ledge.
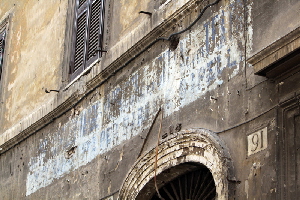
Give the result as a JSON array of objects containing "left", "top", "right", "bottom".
[{"left": 64, "top": 58, "right": 101, "bottom": 91}]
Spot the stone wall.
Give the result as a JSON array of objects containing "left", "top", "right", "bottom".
[{"left": 0, "top": 0, "right": 300, "bottom": 199}]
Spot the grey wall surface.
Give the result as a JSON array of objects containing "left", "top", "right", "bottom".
[{"left": 0, "top": 0, "right": 300, "bottom": 199}]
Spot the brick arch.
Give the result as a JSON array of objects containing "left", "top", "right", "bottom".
[{"left": 119, "top": 128, "right": 234, "bottom": 200}]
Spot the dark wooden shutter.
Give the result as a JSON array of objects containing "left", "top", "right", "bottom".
[
  {"left": 71, "top": 0, "right": 88, "bottom": 80},
  {"left": 70, "top": 0, "right": 105, "bottom": 80},
  {"left": 79, "top": 0, "right": 86, "bottom": 8},
  {"left": 86, "top": 0, "right": 105, "bottom": 65},
  {"left": 0, "top": 31, "right": 6, "bottom": 81},
  {"left": 73, "top": 11, "right": 87, "bottom": 72}
]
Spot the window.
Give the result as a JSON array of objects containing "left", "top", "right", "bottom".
[
  {"left": 70, "top": 0, "right": 106, "bottom": 80},
  {"left": 0, "top": 23, "right": 7, "bottom": 82}
]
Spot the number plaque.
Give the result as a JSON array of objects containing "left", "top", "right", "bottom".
[{"left": 247, "top": 127, "right": 268, "bottom": 156}]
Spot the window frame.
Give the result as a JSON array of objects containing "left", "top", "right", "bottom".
[
  {"left": 0, "top": 15, "right": 9, "bottom": 133},
  {"left": 0, "top": 22, "right": 7, "bottom": 83},
  {"left": 69, "top": 0, "right": 106, "bottom": 81}
]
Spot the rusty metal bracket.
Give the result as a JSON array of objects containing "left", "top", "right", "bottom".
[
  {"left": 45, "top": 88, "right": 59, "bottom": 93},
  {"left": 139, "top": 11, "right": 152, "bottom": 16}
]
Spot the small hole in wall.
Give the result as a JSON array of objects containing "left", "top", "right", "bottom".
[
  {"left": 65, "top": 146, "right": 77, "bottom": 159},
  {"left": 169, "top": 35, "right": 180, "bottom": 51},
  {"left": 162, "top": 133, "right": 168, "bottom": 139},
  {"left": 175, "top": 123, "right": 182, "bottom": 132}
]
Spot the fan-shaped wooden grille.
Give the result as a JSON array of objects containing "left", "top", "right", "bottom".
[{"left": 151, "top": 167, "right": 216, "bottom": 200}]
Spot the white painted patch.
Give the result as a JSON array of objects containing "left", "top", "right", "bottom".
[{"left": 26, "top": 1, "right": 252, "bottom": 196}]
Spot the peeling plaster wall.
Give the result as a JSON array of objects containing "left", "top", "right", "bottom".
[{"left": 25, "top": 1, "right": 250, "bottom": 195}]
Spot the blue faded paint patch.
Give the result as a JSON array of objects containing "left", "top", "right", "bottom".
[{"left": 26, "top": 1, "right": 251, "bottom": 196}]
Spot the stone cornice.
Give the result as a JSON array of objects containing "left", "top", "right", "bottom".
[
  {"left": 0, "top": 93, "right": 79, "bottom": 153},
  {"left": 87, "top": 0, "right": 209, "bottom": 89},
  {"left": 248, "top": 26, "right": 300, "bottom": 77}
]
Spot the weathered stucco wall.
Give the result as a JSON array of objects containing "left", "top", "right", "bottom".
[
  {"left": 251, "top": 0, "right": 300, "bottom": 56},
  {"left": 0, "top": 0, "right": 299, "bottom": 199},
  {"left": 0, "top": 0, "right": 68, "bottom": 132}
]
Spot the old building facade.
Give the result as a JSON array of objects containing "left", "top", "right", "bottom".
[{"left": 0, "top": 0, "right": 300, "bottom": 199}]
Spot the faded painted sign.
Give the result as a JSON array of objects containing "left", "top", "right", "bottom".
[{"left": 26, "top": 1, "right": 252, "bottom": 196}]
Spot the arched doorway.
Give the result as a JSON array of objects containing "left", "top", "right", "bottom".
[{"left": 119, "top": 129, "right": 234, "bottom": 200}]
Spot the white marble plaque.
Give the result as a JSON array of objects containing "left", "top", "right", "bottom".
[{"left": 247, "top": 127, "right": 268, "bottom": 156}]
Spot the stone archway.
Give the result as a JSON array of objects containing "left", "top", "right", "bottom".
[{"left": 119, "top": 129, "right": 234, "bottom": 200}]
